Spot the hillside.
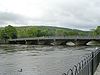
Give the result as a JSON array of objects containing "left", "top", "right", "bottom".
[
  {"left": 0, "top": 25, "right": 93, "bottom": 39},
  {"left": 16, "top": 26, "right": 90, "bottom": 38}
]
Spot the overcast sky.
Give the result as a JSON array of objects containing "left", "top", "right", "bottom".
[{"left": 0, "top": 0, "right": 100, "bottom": 30}]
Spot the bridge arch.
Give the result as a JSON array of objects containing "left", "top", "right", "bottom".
[{"left": 87, "top": 40, "right": 100, "bottom": 46}]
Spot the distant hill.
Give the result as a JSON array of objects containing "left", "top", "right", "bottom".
[
  {"left": 15, "top": 26, "right": 90, "bottom": 38},
  {"left": 0, "top": 26, "right": 95, "bottom": 38}
]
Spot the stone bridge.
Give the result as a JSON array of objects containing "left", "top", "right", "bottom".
[{"left": 8, "top": 36, "right": 100, "bottom": 46}]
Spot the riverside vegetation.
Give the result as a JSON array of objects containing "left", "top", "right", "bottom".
[{"left": 0, "top": 25, "right": 100, "bottom": 39}]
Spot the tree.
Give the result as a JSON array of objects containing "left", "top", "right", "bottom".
[
  {"left": 1, "top": 30, "right": 9, "bottom": 39},
  {"left": 90, "top": 29, "right": 98, "bottom": 37},
  {"left": 4, "top": 25, "right": 17, "bottom": 39},
  {"left": 94, "top": 26, "right": 100, "bottom": 35},
  {"left": 37, "top": 29, "right": 41, "bottom": 37}
]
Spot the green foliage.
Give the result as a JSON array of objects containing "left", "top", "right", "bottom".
[
  {"left": 15, "top": 26, "right": 89, "bottom": 38},
  {"left": 4, "top": 25, "right": 17, "bottom": 39},
  {"left": 95, "top": 26, "right": 100, "bottom": 35},
  {"left": 0, "top": 25, "right": 17, "bottom": 39},
  {"left": 0, "top": 25, "right": 95, "bottom": 39},
  {"left": 0, "top": 29, "right": 9, "bottom": 39}
]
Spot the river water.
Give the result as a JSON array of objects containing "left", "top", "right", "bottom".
[{"left": 0, "top": 45, "right": 99, "bottom": 75}]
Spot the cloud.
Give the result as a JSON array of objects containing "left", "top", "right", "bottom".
[
  {"left": 40, "top": 0, "right": 100, "bottom": 30},
  {"left": 0, "top": 0, "right": 100, "bottom": 30},
  {"left": 0, "top": 11, "right": 35, "bottom": 25}
]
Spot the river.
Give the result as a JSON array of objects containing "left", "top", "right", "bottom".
[{"left": 0, "top": 45, "right": 99, "bottom": 75}]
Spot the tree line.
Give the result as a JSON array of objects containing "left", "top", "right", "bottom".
[{"left": 0, "top": 25, "right": 99, "bottom": 39}]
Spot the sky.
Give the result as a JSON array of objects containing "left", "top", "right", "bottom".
[{"left": 0, "top": 0, "right": 100, "bottom": 30}]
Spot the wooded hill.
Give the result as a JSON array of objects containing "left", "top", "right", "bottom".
[{"left": 0, "top": 25, "right": 98, "bottom": 39}]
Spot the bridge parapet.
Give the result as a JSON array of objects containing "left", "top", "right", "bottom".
[
  {"left": 8, "top": 36, "right": 100, "bottom": 40},
  {"left": 8, "top": 36, "right": 100, "bottom": 45}
]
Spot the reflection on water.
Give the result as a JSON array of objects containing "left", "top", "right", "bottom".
[{"left": 0, "top": 45, "right": 99, "bottom": 75}]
